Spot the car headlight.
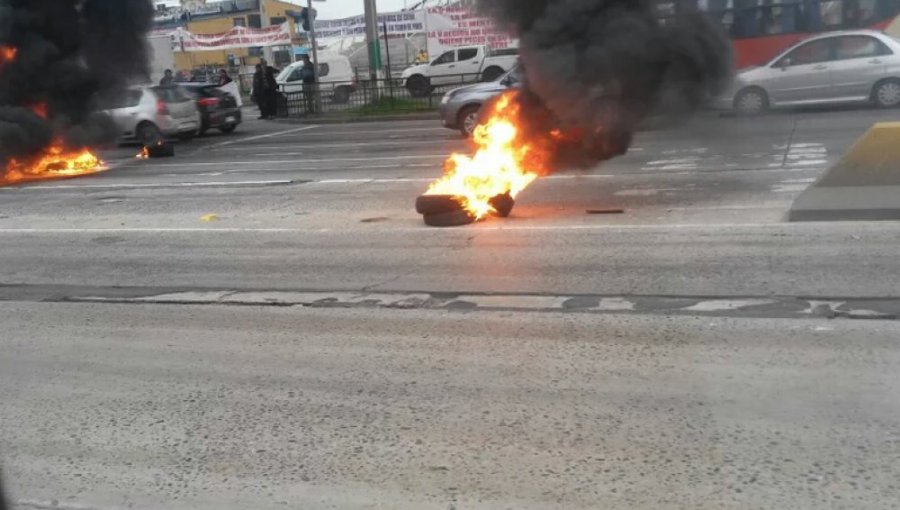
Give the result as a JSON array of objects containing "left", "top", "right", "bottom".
[{"left": 441, "top": 93, "right": 452, "bottom": 105}]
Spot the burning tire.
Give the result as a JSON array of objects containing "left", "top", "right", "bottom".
[
  {"left": 422, "top": 209, "right": 476, "bottom": 227},
  {"left": 146, "top": 143, "right": 175, "bottom": 158},
  {"left": 415, "top": 194, "right": 464, "bottom": 215},
  {"left": 137, "top": 122, "right": 163, "bottom": 147}
]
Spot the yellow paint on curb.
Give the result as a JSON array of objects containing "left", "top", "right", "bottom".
[{"left": 818, "top": 122, "right": 900, "bottom": 187}]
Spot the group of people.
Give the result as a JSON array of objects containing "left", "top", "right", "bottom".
[
  {"left": 159, "top": 68, "right": 233, "bottom": 86},
  {"left": 252, "top": 58, "right": 280, "bottom": 120},
  {"left": 253, "top": 54, "right": 317, "bottom": 119}
]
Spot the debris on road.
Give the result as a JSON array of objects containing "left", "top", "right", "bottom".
[{"left": 586, "top": 208, "right": 625, "bottom": 215}]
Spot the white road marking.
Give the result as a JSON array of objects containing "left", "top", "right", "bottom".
[
  {"left": 772, "top": 184, "right": 809, "bottom": 193},
  {"left": 202, "top": 125, "right": 319, "bottom": 150},
  {"left": 0, "top": 222, "right": 890, "bottom": 235},
  {"left": 0, "top": 180, "right": 293, "bottom": 191},
  {"left": 683, "top": 299, "right": 776, "bottom": 312},
  {"left": 116, "top": 154, "right": 448, "bottom": 169},
  {"left": 597, "top": 298, "right": 636, "bottom": 311}
]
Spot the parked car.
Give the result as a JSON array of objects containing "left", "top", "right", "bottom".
[
  {"left": 276, "top": 53, "right": 357, "bottom": 104},
  {"left": 402, "top": 45, "right": 519, "bottom": 97},
  {"left": 180, "top": 83, "right": 242, "bottom": 135},
  {"left": 715, "top": 30, "right": 900, "bottom": 115},
  {"left": 105, "top": 85, "right": 201, "bottom": 145},
  {"left": 439, "top": 65, "right": 521, "bottom": 137}
]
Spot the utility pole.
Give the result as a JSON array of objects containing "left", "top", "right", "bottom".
[
  {"left": 364, "top": 0, "right": 382, "bottom": 81},
  {"left": 307, "top": 0, "right": 322, "bottom": 113}
]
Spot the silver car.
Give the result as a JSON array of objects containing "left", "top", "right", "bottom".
[
  {"left": 106, "top": 85, "right": 201, "bottom": 145},
  {"left": 439, "top": 65, "right": 521, "bottom": 137},
  {"left": 715, "top": 30, "right": 900, "bottom": 115}
]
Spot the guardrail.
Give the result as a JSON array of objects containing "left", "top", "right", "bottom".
[{"left": 273, "top": 73, "right": 486, "bottom": 117}]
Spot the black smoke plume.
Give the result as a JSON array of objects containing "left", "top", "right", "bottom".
[
  {"left": 0, "top": 0, "right": 154, "bottom": 167},
  {"left": 477, "top": 0, "right": 732, "bottom": 167}
]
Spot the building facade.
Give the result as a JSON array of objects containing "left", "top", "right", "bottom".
[{"left": 154, "top": 0, "right": 306, "bottom": 72}]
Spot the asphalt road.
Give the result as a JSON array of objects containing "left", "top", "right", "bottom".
[{"left": 1, "top": 106, "right": 899, "bottom": 509}]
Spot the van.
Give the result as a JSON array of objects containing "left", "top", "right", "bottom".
[{"left": 277, "top": 53, "right": 357, "bottom": 104}]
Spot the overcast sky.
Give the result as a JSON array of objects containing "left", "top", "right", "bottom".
[{"left": 160, "top": 1, "right": 415, "bottom": 20}]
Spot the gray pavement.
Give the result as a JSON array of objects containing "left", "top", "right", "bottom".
[{"left": 1, "top": 106, "right": 900, "bottom": 509}]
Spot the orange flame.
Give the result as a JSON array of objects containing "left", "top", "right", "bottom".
[
  {"left": 0, "top": 45, "right": 16, "bottom": 66},
  {"left": 425, "top": 91, "right": 551, "bottom": 220},
  {"left": 29, "top": 102, "right": 48, "bottom": 119},
  {"left": 2, "top": 140, "right": 105, "bottom": 187},
  {"left": 136, "top": 146, "right": 150, "bottom": 159}
]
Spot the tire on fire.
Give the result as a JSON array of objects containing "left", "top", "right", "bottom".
[
  {"left": 422, "top": 209, "right": 476, "bottom": 227},
  {"left": 415, "top": 195, "right": 465, "bottom": 215}
]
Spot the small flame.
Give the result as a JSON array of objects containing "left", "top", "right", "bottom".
[
  {"left": 136, "top": 146, "right": 150, "bottom": 159},
  {"left": 2, "top": 140, "right": 105, "bottom": 186},
  {"left": 425, "top": 91, "right": 550, "bottom": 220},
  {"left": 0, "top": 45, "right": 16, "bottom": 66},
  {"left": 29, "top": 102, "right": 48, "bottom": 119}
]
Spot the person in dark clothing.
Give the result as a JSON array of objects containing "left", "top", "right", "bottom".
[
  {"left": 217, "top": 69, "right": 233, "bottom": 86},
  {"left": 300, "top": 54, "right": 317, "bottom": 114},
  {"left": 159, "top": 69, "right": 174, "bottom": 86},
  {"left": 252, "top": 64, "right": 268, "bottom": 119},
  {"left": 262, "top": 58, "right": 279, "bottom": 119}
]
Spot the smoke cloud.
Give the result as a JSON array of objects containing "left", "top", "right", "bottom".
[
  {"left": 477, "top": 0, "right": 732, "bottom": 166},
  {"left": 0, "top": 0, "right": 154, "bottom": 165}
]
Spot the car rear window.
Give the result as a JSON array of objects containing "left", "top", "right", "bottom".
[
  {"left": 152, "top": 86, "right": 192, "bottom": 103},
  {"left": 103, "top": 89, "right": 142, "bottom": 109}
]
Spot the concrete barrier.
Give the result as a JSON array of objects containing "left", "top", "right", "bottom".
[{"left": 789, "top": 122, "right": 900, "bottom": 221}]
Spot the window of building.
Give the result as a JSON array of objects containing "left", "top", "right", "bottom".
[
  {"left": 233, "top": 17, "right": 246, "bottom": 27},
  {"left": 248, "top": 14, "right": 262, "bottom": 29},
  {"left": 248, "top": 46, "right": 264, "bottom": 57}
]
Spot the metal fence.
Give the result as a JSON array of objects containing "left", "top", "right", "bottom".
[{"left": 272, "top": 73, "right": 485, "bottom": 117}]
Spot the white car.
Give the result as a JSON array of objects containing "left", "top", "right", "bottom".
[
  {"left": 106, "top": 85, "right": 201, "bottom": 145},
  {"left": 276, "top": 53, "right": 357, "bottom": 104},
  {"left": 402, "top": 45, "right": 519, "bottom": 97},
  {"left": 715, "top": 30, "right": 900, "bottom": 115}
]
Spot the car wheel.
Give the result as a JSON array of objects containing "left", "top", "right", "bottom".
[
  {"left": 137, "top": 122, "right": 163, "bottom": 146},
  {"left": 457, "top": 105, "right": 481, "bottom": 138},
  {"left": 873, "top": 79, "right": 900, "bottom": 108},
  {"left": 481, "top": 66, "right": 504, "bottom": 82},
  {"left": 218, "top": 124, "right": 237, "bottom": 134},
  {"left": 422, "top": 209, "right": 476, "bottom": 227},
  {"left": 734, "top": 87, "right": 768, "bottom": 116},
  {"left": 406, "top": 75, "right": 431, "bottom": 98},
  {"left": 333, "top": 86, "right": 351, "bottom": 104}
]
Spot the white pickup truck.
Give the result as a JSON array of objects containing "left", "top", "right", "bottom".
[{"left": 401, "top": 45, "right": 518, "bottom": 97}]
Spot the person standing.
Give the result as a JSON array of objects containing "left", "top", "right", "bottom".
[
  {"left": 300, "top": 54, "right": 317, "bottom": 114},
  {"left": 217, "top": 69, "right": 233, "bottom": 86},
  {"left": 252, "top": 64, "right": 267, "bottom": 119},
  {"left": 262, "top": 59, "right": 279, "bottom": 119},
  {"left": 159, "top": 69, "right": 174, "bottom": 86}
]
